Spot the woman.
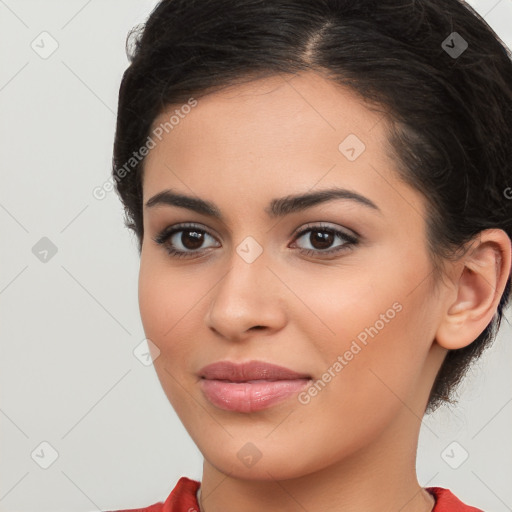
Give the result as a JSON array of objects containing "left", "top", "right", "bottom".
[{"left": 108, "top": 0, "right": 512, "bottom": 510}]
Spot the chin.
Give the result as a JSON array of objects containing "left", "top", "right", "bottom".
[
  {"left": 205, "top": 451, "right": 311, "bottom": 482},
  {"left": 194, "top": 431, "right": 337, "bottom": 482}
]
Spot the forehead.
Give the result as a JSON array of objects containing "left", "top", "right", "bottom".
[
  {"left": 146, "top": 71, "right": 386, "bottom": 157},
  {"left": 141, "top": 71, "right": 425, "bottom": 225}
]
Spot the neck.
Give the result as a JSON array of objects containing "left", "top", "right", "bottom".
[{"left": 197, "top": 404, "right": 435, "bottom": 512}]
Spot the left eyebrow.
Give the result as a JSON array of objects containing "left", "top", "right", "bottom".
[
  {"left": 266, "top": 187, "right": 381, "bottom": 217},
  {"left": 144, "top": 186, "right": 381, "bottom": 220}
]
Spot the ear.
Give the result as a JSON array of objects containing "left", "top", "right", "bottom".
[{"left": 435, "top": 229, "right": 511, "bottom": 350}]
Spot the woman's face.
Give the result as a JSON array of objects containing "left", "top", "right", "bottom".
[{"left": 138, "top": 71, "right": 448, "bottom": 479}]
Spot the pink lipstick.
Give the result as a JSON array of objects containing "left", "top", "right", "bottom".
[{"left": 198, "top": 360, "right": 311, "bottom": 413}]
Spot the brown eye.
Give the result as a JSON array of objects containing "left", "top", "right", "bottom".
[
  {"left": 308, "top": 230, "right": 335, "bottom": 250},
  {"left": 179, "top": 230, "right": 206, "bottom": 250},
  {"left": 292, "top": 224, "right": 358, "bottom": 257},
  {"left": 153, "top": 223, "right": 221, "bottom": 258}
]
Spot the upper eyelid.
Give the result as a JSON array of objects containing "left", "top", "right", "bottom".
[
  {"left": 293, "top": 221, "right": 358, "bottom": 238},
  {"left": 155, "top": 222, "right": 219, "bottom": 241}
]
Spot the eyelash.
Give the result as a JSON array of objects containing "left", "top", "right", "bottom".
[{"left": 152, "top": 222, "right": 359, "bottom": 260}]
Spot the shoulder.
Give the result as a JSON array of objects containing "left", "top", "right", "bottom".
[
  {"left": 104, "top": 477, "right": 201, "bottom": 512},
  {"left": 427, "top": 486, "right": 485, "bottom": 512}
]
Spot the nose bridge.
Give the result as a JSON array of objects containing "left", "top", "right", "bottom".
[
  {"left": 205, "top": 236, "right": 285, "bottom": 338},
  {"left": 215, "top": 238, "right": 270, "bottom": 311}
]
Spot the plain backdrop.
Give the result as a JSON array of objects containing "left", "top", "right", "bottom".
[{"left": 0, "top": 1, "right": 511, "bottom": 511}]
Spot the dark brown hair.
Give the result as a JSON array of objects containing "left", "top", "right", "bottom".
[{"left": 112, "top": 0, "right": 512, "bottom": 413}]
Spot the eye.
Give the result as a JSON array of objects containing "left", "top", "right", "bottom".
[
  {"left": 153, "top": 222, "right": 359, "bottom": 260},
  {"left": 153, "top": 223, "right": 220, "bottom": 259},
  {"left": 290, "top": 223, "right": 358, "bottom": 257}
]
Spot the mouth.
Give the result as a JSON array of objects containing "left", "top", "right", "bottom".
[{"left": 198, "top": 360, "right": 312, "bottom": 413}]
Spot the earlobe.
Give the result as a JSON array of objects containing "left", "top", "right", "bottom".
[{"left": 435, "top": 229, "right": 511, "bottom": 351}]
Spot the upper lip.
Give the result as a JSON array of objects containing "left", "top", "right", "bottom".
[{"left": 199, "top": 360, "right": 311, "bottom": 382}]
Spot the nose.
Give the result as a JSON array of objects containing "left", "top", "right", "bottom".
[{"left": 204, "top": 245, "right": 287, "bottom": 342}]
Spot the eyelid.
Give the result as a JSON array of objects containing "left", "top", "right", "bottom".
[
  {"left": 153, "top": 222, "right": 220, "bottom": 244},
  {"left": 291, "top": 221, "right": 359, "bottom": 240}
]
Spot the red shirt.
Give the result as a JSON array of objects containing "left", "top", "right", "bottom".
[{"left": 106, "top": 477, "right": 485, "bottom": 512}]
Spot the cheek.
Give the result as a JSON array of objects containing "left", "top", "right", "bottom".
[
  {"left": 138, "top": 255, "right": 202, "bottom": 343},
  {"left": 137, "top": 257, "right": 202, "bottom": 410},
  {"left": 137, "top": 253, "right": 217, "bottom": 405},
  {"left": 296, "top": 249, "right": 435, "bottom": 400},
  {"left": 138, "top": 269, "right": 170, "bottom": 342}
]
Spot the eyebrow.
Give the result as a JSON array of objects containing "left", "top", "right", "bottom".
[{"left": 144, "top": 187, "right": 381, "bottom": 220}]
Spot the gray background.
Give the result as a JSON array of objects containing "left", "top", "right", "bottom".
[{"left": 0, "top": 1, "right": 511, "bottom": 511}]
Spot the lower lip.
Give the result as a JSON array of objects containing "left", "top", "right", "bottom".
[{"left": 200, "top": 378, "right": 311, "bottom": 412}]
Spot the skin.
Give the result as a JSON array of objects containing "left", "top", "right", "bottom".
[{"left": 137, "top": 71, "right": 511, "bottom": 512}]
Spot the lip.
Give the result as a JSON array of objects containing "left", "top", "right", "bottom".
[
  {"left": 198, "top": 360, "right": 312, "bottom": 413},
  {"left": 199, "top": 360, "right": 311, "bottom": 381}
]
